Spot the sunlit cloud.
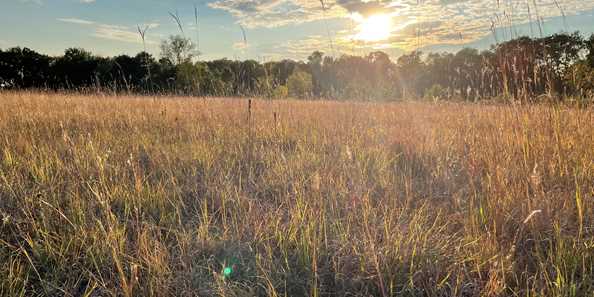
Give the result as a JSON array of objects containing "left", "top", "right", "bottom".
[
  {"left": 352, "top": 13, "right": 393, "bottom": 42},
  {"left": 209, "top": 0, "right": 594, "bottom": 51},
  {"left": 93, "top": 25, "right": 143, "bottom": 44},
  {"left": 272, "top": 32, "right": 405, "bottom": 60},
  {"left": 233, "top": 41, "right": 251, "bottom": 50},
  {"left": 208, "top": 0, "right": 342, "bottom": 28}
]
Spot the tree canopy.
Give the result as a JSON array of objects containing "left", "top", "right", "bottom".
[{"left": 1, "top": 32, "right": 594, "bottom": 102}]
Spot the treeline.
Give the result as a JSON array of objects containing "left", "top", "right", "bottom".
[{"left": 1, "top": 32, "right": 594, "bottom": 102}]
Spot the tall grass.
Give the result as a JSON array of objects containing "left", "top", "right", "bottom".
[{"left": 0, "top": 91, "right": 592, "bottom": 296}]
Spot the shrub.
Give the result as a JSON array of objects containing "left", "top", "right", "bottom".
[
  {"left": 271, "top": 85, "right": 288, "bottom": 99},
  {"left": 424, "top": 84, "right": 447, "bottom": 101}
]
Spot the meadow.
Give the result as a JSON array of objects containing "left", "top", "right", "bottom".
[{"left": 0, "top": 91, "right": 593, "bottom": 297}]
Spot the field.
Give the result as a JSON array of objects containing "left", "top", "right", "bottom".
[{"left": 0, "top": 91, "right": 593, "bottom": 297}]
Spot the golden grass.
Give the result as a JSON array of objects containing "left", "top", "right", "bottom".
[{"left": 0, "top": 91, "right": 593, "bottom": 296}]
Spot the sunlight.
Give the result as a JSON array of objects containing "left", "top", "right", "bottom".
[{"left": 354, "top": 14, "right": 393, "bottom": 42}]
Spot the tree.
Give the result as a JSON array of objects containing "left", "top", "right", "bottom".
[
  {"left": 585, "top": 34, "right": 594, "bottom": 67},
  {"left": 541, "top": 32, "right": 585, "bottom": 94},
  {"left": 0, "top": 47, "right": 51, "bottom": 89},
  {"left": 175, "top": 61, "right": 214, "bottom": 95},
  {"left": 271, "top": 85, "right": 288, "bottom": 99},
  {"left": 494, "top": 37, "right": 542, "bottom": 100},
  {"left": 52, "top": 48, "right": 99, "bottom": 88},
  {"left": 452, "top": 48, "right": 483, "bottom": 100},
  {"left": 566, "top": 61, "right": 594, "bottom": 97},
  {"left": 135, "top": 52, "right": 157, "bottom": 91},
  {"left": 287, "top": 70, "right": 312, "bottom": 98},
  {"left": 308, "top": 51, "right": 324, "bottom": 97},
  {"left": 396, "top": 51, "right": 425, "bottom": 98},
  {"left": 160, "top": 35, "right": 196, "bottom": 65}
]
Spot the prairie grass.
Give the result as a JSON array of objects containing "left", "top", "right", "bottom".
[{"left": 0, "top": 91, "right": 593, "bottom": 296}]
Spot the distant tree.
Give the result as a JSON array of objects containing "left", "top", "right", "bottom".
[
  {"left": 452, "top": 48, "right": 483, "bottom": 100},
  {"left": 585, "top": 34, "right": 594, "bottom": 67},
  {"left": 3, "top": 31, "right": 594, "bottom": 102},
  {"left": 396, "top": 51, "right": 425, "bottom": 98},
  {"left": 152, "top": 58, "right": 176, "bottom": 92},
  {"left": 566, "top": 61, "right": 594, "bottom": 97},
  {"left": 494, "top": 37, "right": 542, "bottom": 100},
  {"left": 265, "top": 60, "right": 298, "bottom": 86},
  {"left": 0, "top": 47, "right": 50, "bottom": 88},
  {"left": 175, "top": 61, "right": 215, "bottom": 95},
  {"left": 206, "top": 59, "right": 236, "bottom": 96},
  {"left": 287, "top": 70, "right": 312, "bottom": 98},
  {"left": 160, "top": 35, "right": 196, "bottom": 65},
  {"left": 135, "top": 52, "right": 157, "bottom": 90},
  {"left": 541, "top": 32, "right": 585, "bottom": 94},
  {"left": 271, "top": 85, "right": 288, "bottom": 99},
  {"left": 236, "top": 60, "right": 266, "bottom": 95},
  {"left": 308, "top": 51, "right": 324, "bottom": 97},
  {"left": 52, "top": 48, "right": 98, "bottom": 88},
  {"left": 424, "top": 52, "right": 454, "bottom": 97},
  {"left": 425, "top": 84, "right": 447, "bottom": 101}
]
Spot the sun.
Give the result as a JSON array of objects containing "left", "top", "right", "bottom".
[{"left": 354, "top": 14, "right": 393, "bottom": 42}]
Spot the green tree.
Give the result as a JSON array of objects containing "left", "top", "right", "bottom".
[
  {"left": 307, "top": 51, "right": 324, "bottom": 97},
  {"left": 585, "top": 34, "right": 594, "bottom": 67},
  {"left": 160, "top": 35, "right": 196, "bottom": 65},
  {"left": 176, "top": 62, "right": 213, "bottom": 95},
  {"left": 287, "top": 70, "right": 312, "bottom": 99},
  {"left": 271, "top": 85, "right": 288, "bottom": 99},
  {"left": 566, "top": 61, "right": 594, "bottom": 97},
  {"left": 396, "top": 51, "right": 425, "bottom": 98}
]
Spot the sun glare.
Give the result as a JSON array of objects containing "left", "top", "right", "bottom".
[{"left": 354, "top": 14, "right": 392, "bottom": 42}]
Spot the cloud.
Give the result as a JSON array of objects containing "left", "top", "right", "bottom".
[
  {"left": 18, "top": 0, "right": 42, "bottom": 4},
  {"left": 336, "top": 0, "right": 396, "bottom": 16},
  {"left": 92, "top": 25, "right": 141, "bottom": 44},
  {"left": 271, "top": 32, "right": 404, "bottom": 60},
  {"left": 210, "top": 0, "right": 594, "bottom": 49},
  {"left": 233, "top": 41, "right": 251, "bottom": 50},
  {"left": 19, "top": 0, "right": 94, "bottom": 4},
  {"left": 57, "top": 18, "right": 95, "bottom": 25},
  {"left": 380, "top": 0, "right": 594, "bottom": 49},
  {"left": 56, "top": 17, "right": 159, "bottom": 45},
  {"left": 208, "top": 0, "right": 339, "bottom": 28}
]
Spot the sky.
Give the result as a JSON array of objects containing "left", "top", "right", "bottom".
[{"left": 1, "top": 0, "right": 594, "bottom": 61}]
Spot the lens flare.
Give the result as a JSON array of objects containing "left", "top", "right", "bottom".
[{"left": 354, "top": 14, "right": 393, "bottom": 42}]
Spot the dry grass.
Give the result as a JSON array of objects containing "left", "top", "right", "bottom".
[{"left": 0, "top": 91, "right": 593, "bottom": 297}]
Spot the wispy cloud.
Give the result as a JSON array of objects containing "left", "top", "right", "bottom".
[
  {"left": 93, "top": 24, "right": 157, "bottom": 44},
  {"left": 18, "top": 0, "right": 42, "bottom": 5},
  {"left": 233, "top": 41, "right": 250, "bottom": 50},
  {"left": 19, "top": 0, "right": 94, "bottom": 4},
  {"left": 208, "top": 0, "right": 340, "bottom": 28},
  {"left": 57, "top": 17, "right": 159, "bottom": 44},
  {"left": 57, "top": 18, "right": 95, "bottom": 25}
]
